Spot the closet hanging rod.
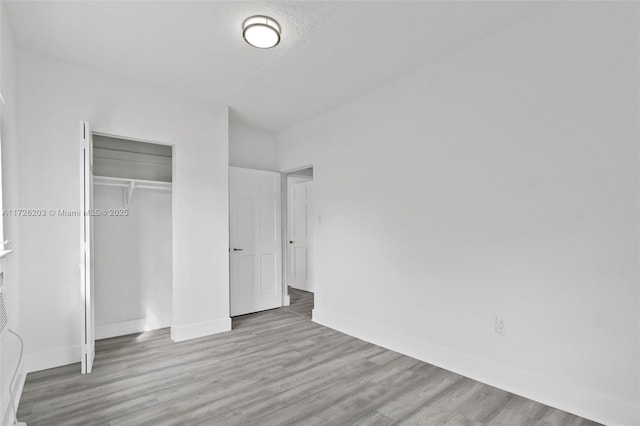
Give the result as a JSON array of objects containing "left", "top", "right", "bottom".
[{"left": 93, "top": 175, "right": 172, "bottom": 191}]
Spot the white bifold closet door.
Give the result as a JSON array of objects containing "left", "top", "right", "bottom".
[
  {"left": 80, "top": 120, "right": 95, "bottom": 374},
  {"left": 229, "top": 167, "right": 282, "bottom": 316}
]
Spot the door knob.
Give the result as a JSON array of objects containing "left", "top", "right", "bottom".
[
  {"left": 233, "top": 248, "right": 243, "bottom": 251},
  {"left": 289, "top": 241, "right": 294, "bottom": 244}
]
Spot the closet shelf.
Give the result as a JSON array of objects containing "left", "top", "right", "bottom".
[
  {"left": 93, "top": 176, "right": 172, "bottom": 206},
  {"left": 94, "top": 176, "right": 172, "bottom": 190}
]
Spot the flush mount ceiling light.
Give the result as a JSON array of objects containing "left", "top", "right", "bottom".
[{"left": 242, "top": 15, "right": 281, "bottom": 49}]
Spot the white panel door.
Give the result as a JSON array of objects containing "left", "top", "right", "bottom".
[
  {"left": 230, "top": 167, "right": 282, "bottom": 316},
  {"left": 287, "top": 180, "right": 313, "bottom": 292},
  {"left": 80, "top": 120, "right": 95, "bottom": 374}
]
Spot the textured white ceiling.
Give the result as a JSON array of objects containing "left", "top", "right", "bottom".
[{"left": 5, "top": 1, "right": 545, "bottom": 133}]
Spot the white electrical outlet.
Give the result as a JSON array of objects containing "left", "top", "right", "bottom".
[{"left": 495, "top": 315, "right": 506, "bottom": 335}]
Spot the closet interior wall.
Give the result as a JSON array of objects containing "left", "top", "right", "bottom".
[{"left": 92, "top": 135, "right": 173, "bottom": 339}]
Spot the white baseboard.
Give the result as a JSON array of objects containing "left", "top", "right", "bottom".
[
  {"left": 312, "top": 308, "right": 639, "bottom": 426},
  {"left": 23, "top": 318, "right": 230, "bottom": 371},
  {"left": 290, "top": 284, "right": 314, "bottom": 293},
  {"left": 96, "top": 318, "right": 171, "bottom": 340},
  {"left": 24, "top": 344, "right": 81, "bottom": 373},
  {"left": 284, "top": 295, "right": 291, "bottom": 306},
  {"left": 171, "top": 317, "right": 231, "bottom": 342},
  {"left": 1, "top": 368, "right": 26, "bottom": 426}
]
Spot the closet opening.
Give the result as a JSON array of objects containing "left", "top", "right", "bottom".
[{"left": 92, "top": 134, "right": 173, "bottom": 342}]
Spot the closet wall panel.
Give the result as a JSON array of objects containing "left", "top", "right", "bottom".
[{"left": 93, "top": 177, "right": 172, "bottom": 338}]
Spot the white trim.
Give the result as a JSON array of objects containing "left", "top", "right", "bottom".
[
  {"left": 25, "top": 345, "right": 81, "bottom": 373},
  {"left": 171, "top": 318, "right": 231, "bottom": 343},
  {"left": 281, "top": 171, "right": 288, "bottom": 306},
  {"left": 96, "top": 318, "right": 171, "bottom": 340},
  {"left": 312, "top": 308, "right": 639, "bottom": 426}
]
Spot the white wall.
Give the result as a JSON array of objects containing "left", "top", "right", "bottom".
[
  {"left": 0, "top": 1, "right": 23, "bottom": 423},
  {"left": 229, "top": 125, "right": 277, "bottom": 171},
  {"left": 94, "top": 186, "right": 172, "bottom": 338},
  {"left": 277, "top": 3, "right": 639, "bottom": 425},
  {"left": 17, "top": 49, "right": 230, "bottom": 373}
]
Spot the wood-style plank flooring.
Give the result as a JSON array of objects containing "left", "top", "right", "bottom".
[
  {"left": 283, "top": 287, "right": 314, "bottom": 319},
  {"left": 18, "top": 287, "right": 599, "bottom": 425}
]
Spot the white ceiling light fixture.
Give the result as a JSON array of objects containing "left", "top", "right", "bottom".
[{"left": 242, "top": 15, "right": 281, "bottom": 49}]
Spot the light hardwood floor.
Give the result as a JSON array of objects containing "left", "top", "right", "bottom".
[{"left": 18, "top": 288, "right": 599, "bottom": 425}]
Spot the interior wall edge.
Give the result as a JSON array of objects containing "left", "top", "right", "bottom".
[{"left": 312, "top": 308, "right": 639, "bottom": 426}]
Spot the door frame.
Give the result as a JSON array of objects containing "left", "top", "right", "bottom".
[
  {"left": 80, "top": 121, "right": 94, "bottom": 374},
  {"left": 281, "top": 164, "right": 314, "bottom": 306}
]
